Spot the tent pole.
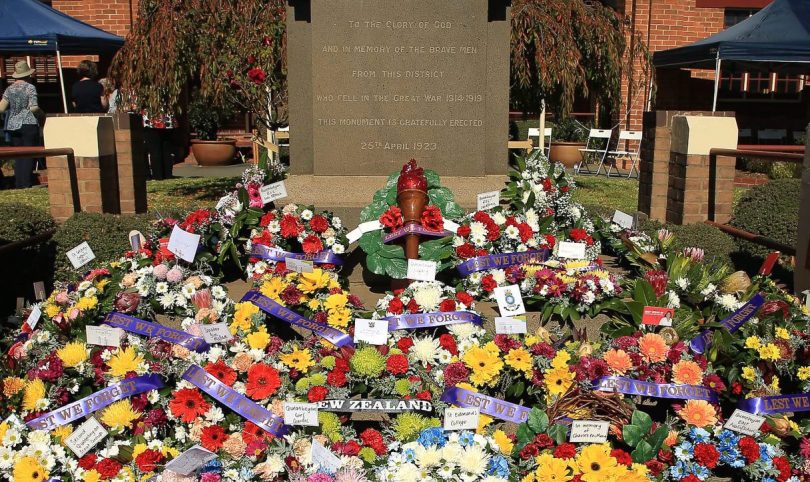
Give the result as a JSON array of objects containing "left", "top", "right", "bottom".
[
  {"left": 56, "top": 49, "right": 68, "bottom": 114},
  {"left": 712, "top": 54, "right": 721, "bottom": 113}
]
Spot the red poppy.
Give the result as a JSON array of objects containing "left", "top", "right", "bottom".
[
  {"left": 205, "top": 359, "right": 237, "bottom": 386},
  {"left": 246, "top": 363, "right": 282, "bottom": 400},
  {"left": 169, "top": 388, "right": 210, "bottom": 423},
  {"left": 420, "top": 205, "right": 444, "bottom": 231},
  {"left": 201, "top": 425, "right": 228, "bottom": 451},
  {"left": 379, "top": 206, "right": 404, "bottom": 230}
]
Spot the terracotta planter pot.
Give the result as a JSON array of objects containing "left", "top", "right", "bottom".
[
  {"left": 190, "top": 139, "right": 237, "bottom": 166},
  {"left": 548, "top": 141, "right": 586, "bottom": 169}
]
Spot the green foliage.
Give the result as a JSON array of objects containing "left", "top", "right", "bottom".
[
  {"left": 188, "top": 92, "right": 220, "bottom": 140},
  {"left": 639, "top": 220, "right": 737, "bottom": 266},
  {"left": 53, "top": 212, "right": 155, "bottom": 282},
  {"left": 0, "top": 203, "right": 55, "bottom": 244},
  {"left": 622, "top": 410, "right": 668, "bottom": 463},
  {"left": 553, "top": 117, "right": 591, "bottom": 142},
  {"left": 730, "top": 178, "right": 800, "bottom": 258},
  {"left": 739, "top": 158, "right": 801, "bottom": 180}
]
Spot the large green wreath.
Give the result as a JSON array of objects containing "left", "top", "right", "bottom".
[{"left": 357, "top": 169, "right": 465, "bottom": 279}]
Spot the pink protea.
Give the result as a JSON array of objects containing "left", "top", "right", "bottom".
[
  {"left": 192, "top": 288, "right": 213, "bottom": 310},
  {"left": 683, "top": 247, "right": 705, "bottom": 263}
]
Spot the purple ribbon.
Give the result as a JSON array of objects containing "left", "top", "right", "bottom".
[
  {"left": 689, "top": 293, "right": 765, "bottom": 354},
  {"left": 241, "top": 291, "right": 354, "bottom": 347},
  {"left": 26, "top": 374, "right": 164, "bottom": 431},
  {"left": 383, "top": 223, "right": 452, "bottom": 243},
  {"left": 593, "top": 376, "right": 718, "bottom": 402},
  {"left": 104, "top": 312, "right": 209, "bottom": 353},
  {"left": 384, "top": 311, "right": 482, "bottom": 331},
  {"left": 251, "top": 244, "right": 344, "bottom": 265},
  {"left": 737, "top": 393, "right": 810, "bottom": 415},
  {"left": 456, "top": 249, "right": 549, "bottom": 276},
  {"left": 441, "top": 386, "right": 531, "bottom": 423},
  {"left": 182, "top": 364, "right": 287, "bottom": 437}
]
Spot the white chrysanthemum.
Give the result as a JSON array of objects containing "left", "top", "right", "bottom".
[
  {"left": 469, "top": 221, "right": 487, "bottom": 239},
  {"left": 452, "top": 236, "right": 465, "bottom": 247},
  {"left": 411, "top": 283, "right": 443, "bottom": 312},
  {"left": 416, "top": 445, "right": 443, "bottom": 468},
  {"left": 182, "top": 283, "right": 196, "bottom": 298},
  {"left": 205, "top": 406, "right": 225, "bottom": 423},
  {"left": 77, "top": 280, "right": 93, "bottom": 292},
  {"left": 324, "top": 236, "right": 336, "bottom": 247},
  {"left": 436, "top": 463, "right": 455, "bottom": 479},
  {"left": 174, "top": 292, "right": 188, "bottom": 307},
  {"left": 300, "top": 209, "right": 313, "bottom": 220},
  {"left": 459, "top": 444, "right": 489, "bottom": 476},
  {"left": 470, "top": 233, "right": 487, "bottom": 247},
  {"left": 332, "top": 244, "right": 345, "bottom": 254},
  {"left": 267, "top": 220, "right": 281, "bottom": 233},
  {"left": 441, "top": 442, "right": 464, "bottom": 463},
  {"left": 504, "top": 225, "right": 520, "bottom": 240},
  {"left": 582, "top": 291, "right": 596, "bottom": 305},
  {"left": 0, "top": 447, "right": 13, "bottom": 469},
  {"left": 491, "top": 212, "right": 506, "bottom": 225},
  {"left": 668, "top": 291, "right": 681, "bottom": 309},
  {"left": 447, "top": 323, "right": 483, "bottom": 340},
  {"left": 701, "top": 283, "right": 717, "bottom": 297},
  {"left": 137, "top": 284, "right": 150, "bottom": 297},
  {"left": 491, "top": 269, "right": 506, "bottom": 284},
  {"left": 211, "top": 285, "right": 226, "bottom": 299},
  {"left": 675, "top": 277, "right": 689, "bottom": 290},
  {"left": 26, "top": 430, "right": 49, "bottom": 446},
  {"left": 394, "top": 463, "right": 422, "bottom": 482},
  {"left": 438, "top": 350, "right": 453, "bottom": 364},
  {"left": 717, "top": 293, "right": 741, "bottom": 311},
  {"left": 155, "top": 282, "right": 169, "bottom": 294},
  {"left": 409, "top": 337, "right": 441, "bottom": 366},
  {"left": 3, "top": 430, "right": 20, "bottom": 446},
  {"left": 34, "top": 398, "right": 49, "bottom": 410}
]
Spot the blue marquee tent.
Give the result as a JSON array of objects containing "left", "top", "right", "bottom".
[
  {"left": 652, "top": 0, "right": 810, "bottom": 110},
  {"left": 0, "top": 0, "right": 125, "bottom": 111}
]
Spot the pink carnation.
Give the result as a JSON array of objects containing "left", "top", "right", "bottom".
[
  {"left": 153, "top": 264, "right": 169, "bottom": 280},
  {"left": 166, "top": 266, "right": 184, "bottom": 283}
]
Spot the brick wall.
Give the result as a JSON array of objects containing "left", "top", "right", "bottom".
[{"left": 51, "top": 0, "right": 138, "bottom": 68}]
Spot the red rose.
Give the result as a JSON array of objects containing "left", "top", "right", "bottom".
[
  {"left": 96, "top": 458, "right": 122, "bottom": 479},
  {"left": 485, "top": 223, "right": 500, "bottom": 241},
  {"left": 280, "top": 214, "right": 302, "bottom": 238},
  {"left": 387, "top": 298, "right": 405, "bottom": 315},
  {"left": 405, "top": 299, "right": 420, "bottom": 313},
  {"left": 397, "top": 337, "right": 414, "bottom": 353},
  {"left": 201, "top": 425, "right": 228, "bottom": 451},
  {"left": 247, "top": 66, "right": 267, "bottom": 84},
  {"left": 135, "top": 449, "right": 164, "bottom": 473},
  {"left": 380, "top": 206, "right": 404, "bottom": 230},
  {"left": 386, "top": 354, "right": 409, "bottom": 375},
  {"left": 480, "top": 274, "right": 498, "bottom": 293},
  {"left": 455, "top": 292, "right": 474, "bottom": 307},
  {"left": 309, "top": 215, "right": 329, "bottom": 233},
  {"left": 455, "top": 243, "right": 475, "bottom": 259},
  {"left": 307, "top": 385, "right": 329, "bottom": 402},
  {"left": 694, "top": 443, "right": 720, "bottom": 469},
  {"left": 439, "top": 299, "right": 456, "bottom": 312},
  {"left": 439, "top": 333, "right": 458, "bottom": 355},
  {"left": 420, "top": 205, "right": 444, "bottom": 231},
  {"left": 78, "top": 454, "right": 97, "bottom": 470},
  {"left": 301, "top": 234, "right": 324, "bottom": 254},
  {"left": 457, "top": 224, "right": 471, "bottom": 237},
  {"left": 645, "top": 460, "right": 665, "bottom": 476},
  {"left": 610, "top": 449, "right": 632, "bottom": 466},
  {"left": 339, "top": 440, "right": 361, "bottom": 456},
  {"left": 553, "top": 443, "right": 577, "bottom": 459},
  {"left": 739, "top": 436, "right": 760, "bottom": 463}
]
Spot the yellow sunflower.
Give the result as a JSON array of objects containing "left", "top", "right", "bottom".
[
  {"left": 492, "top": 429, "right": 514, "bottom": 455},
  {"left": 100, "top": 399, "right": 142, "bottom": 431},
  {"left": 230, "top": 302, "right": 259, "bottom": 334},
  {"left": 327, "top": 308, "right": 351, "bottom": 328},
  {"left": 280, "top": 347, "right": 315, "bottom": 373},
  {"left": 107, "top": 346, "right": 145, "bottom": 378},
  {"left": 574, "top": 443, "right": 620, "bottom": 482},
  {"left": 57, "top": 341, "right": 88, "bottom": 368}
]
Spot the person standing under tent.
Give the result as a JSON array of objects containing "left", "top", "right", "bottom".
[
  {"left": 71, "top": 60, "right": 107, "bottom": 113},
  {"left": 0, "top": 61, "right": 41, "bottom": 188}
]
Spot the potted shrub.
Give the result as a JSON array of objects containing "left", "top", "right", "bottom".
[
  {"left": 188, "top": 95, "right": 237, "bottom": 166},
  {"left": 548, "top": 118, "right": 590, "bottom": 169}
]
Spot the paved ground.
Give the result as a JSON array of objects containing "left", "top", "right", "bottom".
[{"left": 173, "top": 163, "right": 248, "bottom": 178}]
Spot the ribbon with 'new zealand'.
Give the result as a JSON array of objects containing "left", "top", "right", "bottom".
[
  {"left": 384, "top": 311, "right": 482, "bottom": 331},
  {"left": 689, "top": 293, "right": 765, "bottom": 354},
  {"left": 593, "top": 376, "right": 718, "bottom": 402},
  {"left": 182, "top": 364, "right": 286, "bottom": 436},
  {"left": 251, "top": 244, "right": 344, "bottom": 265},
  {"left": 26, "top": 374, "right": 164, "bottom": 431},
  {"left": 241, "top": 290, "right": 354, "bottom": 347},
  {"left": 738, "top": 393, "right": 810, "bottom": 415},
  {"left": 456, "top": 249, "right": 549, "bottom": 277},
  {"left": 441, "top": 386, "right": 531, "bottom": 424},
  {"left": 105, "top": 312, "right": 209, "bottom": 353}
]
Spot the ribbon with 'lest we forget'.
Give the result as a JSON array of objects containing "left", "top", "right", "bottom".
[{"left": 689, "top": 293, "right": 765, "bottom": 354}]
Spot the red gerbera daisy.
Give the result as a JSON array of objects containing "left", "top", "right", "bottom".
[
  {"left": 205, "top": 359, "right": 237, "bottom": 386},
  {"left": 246, "top": 363, "right": 282, "bottom": 400},
  {"left": 200, "top": 425, "right": 228, "bottom": 451},
  {"left": 169, "top": 388, "right": 210, "bottom": 423}
]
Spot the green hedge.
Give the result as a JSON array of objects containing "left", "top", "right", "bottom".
[
  {"left": 53, "top": 212, "right": 154, "bottom": 282},
  {"left": 639, "top": 220, "right": 737, "bottom": 266},
  {"left": 0, "top": 203, "right": 56, "bottom": 244},
  {"left": 730, "top": 178, "right": 800, "bottom": 259},
  {"left": 739, "top": 158, "right": 802, "bottom": 180}
]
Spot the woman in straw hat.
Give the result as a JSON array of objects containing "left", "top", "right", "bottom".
[{"left": 0, "top": 61, "right": 41, "bottom": 188}]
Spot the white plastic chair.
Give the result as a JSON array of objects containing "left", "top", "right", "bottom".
[
  {"left": 528, "top": 127, "right": 552, "bottom": 157},
  {"left": 606, "top": 130, "right": 642, "bottom": 178},
  {"left": 576, "top": 128, "right": 612, "bottom": 175}
]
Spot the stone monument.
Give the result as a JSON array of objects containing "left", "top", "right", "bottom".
[{"left": 287, "top": 0, "right": 511, "bottom": 178}]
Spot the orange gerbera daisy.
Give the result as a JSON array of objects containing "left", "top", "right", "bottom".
[
  {"left": 604, "top": 349, "right": 633, "bottom": 375},
  {"left": 677, "top": 400, "right": 718, "bottom": 427},
  {"left": 246, "top": 363, "right": 281, "bottom": 400},
  {"left": 169, "top": 388, "right": 210, "bottom": 423},
  {"left": 638, "top": 333, "right": 668, "bottom": 363},
  {"left": 672, "top": 360, "right": 703, "bottom": 385},
  {"left": 205, "top": 359, "right": 237, "bottom": 386}
]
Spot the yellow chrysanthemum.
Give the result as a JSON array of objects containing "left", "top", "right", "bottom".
[
  {"left": 544, "top": 367, "right": 575, "bottom": 397},
  {"left": 107, "top": 346, "right": 145, "bottom": 378},
  {"left": 57, "top": 341, "right": 88, "bottom": 368},
  {"left": 307, "top": 299, "right": 321, "bottom": 311},
  {"left": 327, "top": 308, "right": 351, "bottom": 328},
  {"left": 493, "top": 429, "right": 514, "bottom": 455},
  {"left": 280, "top": 347, "right": 315, "bottom": 373},
  {"left": 297, "top": 269, "right": 332, "bottom": 294},
  {"left": 22, "top": 379, "right": 46, "bottom": 411},
  {"left": 775, "top": 327, "right": 790, "bottom": 340},
  {"left": 230, "top": 302, "right": 259, "bottom": 334},
  {"left": 259, "top": 277, "right": 288, "bottom": 302},
  {"left": 745, "top": 336, "right": 761, "bottom": 350},
  {"left": 12, "top": 456, "right": 47, "bottom": 482},
  {"left": 533, "top": 452, "right": 573, "bottom": 482},
  {"left": 798, "top": 366, "right": 810, "bottom": 381},
  {"left": 741, "top": 366, "right": 757, "bottom": 382},
  {"left": 246, "top": 327, "right": 271, "bottom": 350},
  {"left": 551, "top": 350, "right": 571, "bottom": 370},
  {"left": 462, "top": 346, "right": 503, "bottom": 387},
  {"left": 574, "top": 443, "right": 620, "bottom": 482},
  {"left": 758, "top": 343, "right": 781, "bottom": 361},
  {"left": 0, "top": 422, "right": 8, "bottom": 443},
  {"left": 83, "top": 469, "right": 102, "bottom": 482},
  {"left": 75, "top": 296, "right": 98, "bottom": 311},
  {"left": 51, "top": 424, "right": 73, "bottom": 444},
  {"left": 324, "top": 293, "right": 348, "bottom": 312},
  {"left": 505, "top": 347, "right": 533, "bottom": 375},
  {"left": 100, "top": 399, "right": 141, "bottom": 431},
  {"left": 525, "top": 335, "right": 540, "bottom": 346},
  {"left": 95, "top": 278, "right": 110, "bottom": 292},
  {"left": 3, "top": 376, "right": 25, "bottom": 397},
  {"left": 44, "top": 303, "right": 61, "bottom": 318},
  {"left": 476, "top": 412, "right": 493, "bottom": 434}
]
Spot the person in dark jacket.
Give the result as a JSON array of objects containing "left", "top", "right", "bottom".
[{"left": 71, "top": 60, "right": 107, "bottom": 113}]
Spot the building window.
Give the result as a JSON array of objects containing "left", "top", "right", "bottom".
[
  {"left": 3, "top": 56, "right": 58, "bottom": 85},
  {"left": 724, "top": 8, "right": 758, "bottom": 27}
]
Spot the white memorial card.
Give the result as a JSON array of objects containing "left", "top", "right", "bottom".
[
  {"left": 66, "top": 241, "right": 96, "bottom": 269},
  {"left": 65, "top": 418, "right": 108, "bottom": 457},
  {"left": 569, "top": 420, "right": 610, "bottom": 443},
  {"left": 286, "top": 257, "right": 314, "bottom": 273},
  {"left": 494, "top": 285, "right": 526, "bottom": 317},
  {"left": 260, "top": 181, "right": 288, "bottom": 205},
  {"left": 494, "top": 317, "right": 527, "bottom": 335},
  {"left": 86, "top": 325, "right": 122, "bottom": 347},
  {"left": 407, "top": 259, "right": 437, "bottom": 282},
  {"left": 310, "top": 440, "right": 342, "bottom": 472},
  {"left": 724, "top": 409, "right": 766, "bottom": 436},
  {"left": 164, "top": 445, "right": 217, "bottom": 476},
  {"left": 354, "top": 318, "right": 389, "bottom": 345},
  {"left": 167, "top": 225, "right": 201, "bottom": 263},
  {"left": 444, "top": 407, "right": 480, "bottom": 431},
  {"left": 612, "top": 210, "right": 635, "bottom": 230},
  {"left": 197, "top": 323, "right": 233, "bottom": 344},
  {"left": 557, "top": 241, "right": 586, "bottom": 259},
  {"left": 283, "top": 402, "right": 319, "bottom": 427},
  {"left": 25, "top": 305, "right": 41, "bottom": 330},
  {"left": 477, "top": 191, "right": 500, "bottom": 211}
]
